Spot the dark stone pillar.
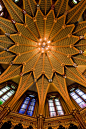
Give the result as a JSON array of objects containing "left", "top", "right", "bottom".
[{"left": 72, "top": 109, "right": 86, "bottom": 129}]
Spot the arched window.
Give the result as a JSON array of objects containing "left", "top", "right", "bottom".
[
  {"left": 0, "top": 84, "right": 16, "bottom": 105},
  {"left": 70, "top": 88, "right": 86, "bottom": 108},
  {"left": 48, "top": 98, "right": 64, "bottom": 117},
  {"left": 19, "top": 95, "right": 36, "bottom": 116}
]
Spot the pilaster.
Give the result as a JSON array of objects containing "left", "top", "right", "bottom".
[
  {"left": 72, "top": 109, "right": 86, "bottom": 129},
  {"left": 37, "top": 115, "right": 45, "bottom": 129},
  {"left": 0, "top": 106, "right": 11, "bottom": 122}
]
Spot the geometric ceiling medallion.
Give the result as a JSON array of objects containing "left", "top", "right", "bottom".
[{"left": 37, "top": 38, "right": 51, "bottom": 53}]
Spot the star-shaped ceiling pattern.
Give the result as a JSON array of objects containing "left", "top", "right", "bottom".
[{"left": 0, "top": 0, "right": 86, "bottom": 113}]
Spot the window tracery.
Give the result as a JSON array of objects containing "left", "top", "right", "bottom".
[
  {"left": 0, "top": 83, "right": 16, "bottom": 105},
  {"left": 19, "top": 94, "right": 36, "bottom": 116},
  {"left": 48, "top": 96, "right": 64, "bottom": 117},
  {"left": 70, "top": 87, "right": 86, "bottom": 108}
]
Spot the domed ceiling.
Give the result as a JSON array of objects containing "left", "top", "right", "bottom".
[{"left": 0, "top": 0, "right": 86, "bottom": 113}]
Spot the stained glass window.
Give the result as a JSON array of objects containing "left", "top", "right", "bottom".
[
  {"left": 55, "top": 99, "right": 64, "bottom": 115},
  {"left": 19, "top": 97, "right": 30, "bottom": 114},
  {"left": 0, "top": 86, "right": 15, "bottom": 105},
  {"left": 27, "top": 98, "right": 36, "bottom": 116},
  {"left": 48, "top": 99, "right": 56, "bottom": 117},
  {"left": 48, "top": 98, "right": 64, "bottom": 117},
  {"left": 70, "top": 88, "right": 86, "bottom": 108},
  {"left": 19, "top": 96, "right": 36, "bottom": 116}
]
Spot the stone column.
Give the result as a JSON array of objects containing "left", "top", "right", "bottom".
[
  {"left": 0, "top": 106, "right": 11, "bottom": 122},
  {"left": 37, "top": 115, "right": 44, "bottom": 129},
  {"left": 72, "top": 109, "right": 86, "bottom": 129}
]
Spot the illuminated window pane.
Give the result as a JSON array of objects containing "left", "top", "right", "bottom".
[
  {"left": 75, "top": 89, "right": 80, "bottom": 93},
  {"left": 75, "top": 98, "right": 82, "bottom": 103},
  {"left": 27, "top": 99, "right": 36, "bottom": 116},
  {"left": 0, "top": 98, "right": 5, "bottom": 105},
  {"left": 49, "top": 106, "right": 55, "bottom": 112},
  {"left": 70, "top": 90, "right": 86, "bottom": 108},
  {"left": 6, "top": 92, "right": 13, "bottom": 97},
  {"left": 21, "top": 104, "right": 28, "bottom": 109},
  {"left": 0, "top": 12, "right": 4, "bottom": 17},
  {"left": 58, "top": 111, "right": 64, "bottom": 115},
  {"left": 50, "top": 112, "right": 56, "bottom": 117},
  {"left": 19, "top": 97, "right": 30, "bottom": 114},
  {"left": 75, "top": 89, "right": 84, "bottom": 96},
  {"left": 55, "top": 101, "right": 60, "bottom": 105},
  {"left": 24, "top": 100, "right": 29, "bottom": 104},
  {"left": 2, "top": 95, "right": 9, "bottom": 100},
  {"left": 0, "top": 100, "right": 4, "bottom": 105},
  {"left": 48, "top": 99, "right": 56, "bottom": 117},
  {"left": 10, "top": 90, "right": 15, "bottom": 94},
  {"left": 0, "top": 91, "right": 3, "bottom": 96},
  {"left": 55, "top": 98, "right": 64, "bottom": 116},
  {"left": 31, "top": 101, "right": 35, "bottom": 106},
  {"left": 70, "top": 92, "right": 75, "bottom": 96},
  {"left": 55, "top": 99, "right": 59, "bottom": 102},
  {"left": 19, "top": 109, "right": 25, "bottom": 114},
  {"left": 49, "top": 102, "right": 54, "bottom": 106},
  {"left": 72, "top": 94, "right": 78, "bottom": 100},
  {"left": 56, "top": 106, "right": 62, "bottom": 110},
  {"left": 5, "top": 86, "right": 10, "bottom": 90},
  {"left": 82, "top": 94, "right": 86, "bottom": 100},
  {"left": 27, "top": 110, "right": 33, "bottom": 116},
  {"left": 48, "top": 100, "right": 53, "bottom": 103},
  {"left": 11, "top": 85, "right": 16, "bottom": 89},
  {"left": 29, "top": 105, "right": 34, "bottom": 110},
  {"left": 79, "top": 102, "right": 86, "bottom": 108},
  {"left": 25, "top": 97, "right": 30, "bottom": 101},
  {"left": 0, "top": 85, "right": 15, "bottom": 105},
  {"left": 0, "top": 98, "right": 5, "bottom": 103},
  {"left": 0, "top": 86, "right": 10, "bottom": 96},
  {"left": 1, "top": 88, "right": 7, "bottom": 93},
  {"left": 0, "top": 5, "right": 3, "bottom": 11}
]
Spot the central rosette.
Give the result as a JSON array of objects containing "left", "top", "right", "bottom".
[{"left": 37, "top": 38, "right": 51, "bottom": 53}]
